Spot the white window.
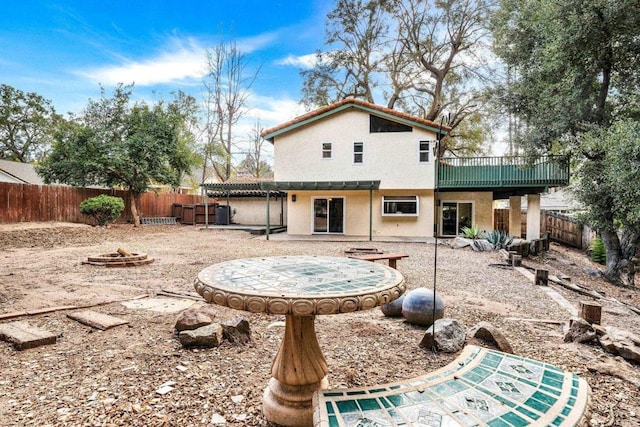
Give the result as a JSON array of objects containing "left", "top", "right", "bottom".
[
  {"left": 353, "top": 142, "right": 363, "bottom": 164},
  {"left": 322, "top": 143, "right": 332, "bottom": 158},
  {"left": 419, "top": 140, "right": 432, "bottom": 163},
  {"left": 382, "top": 195, "right": 419, "bottom": 216}
]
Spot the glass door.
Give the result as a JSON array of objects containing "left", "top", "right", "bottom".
[
  {"left": 313, "top": 197, "right": 344, "bottom": 233},
  {"left": 440, "top": 202, "right": 472, "bottom": 236}
]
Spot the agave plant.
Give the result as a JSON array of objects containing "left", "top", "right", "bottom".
[
  {"left": 460, "top": 224, "right": 482, "bottom": 239},
  {"left": 483, "top": 230, "right": 514, "bottom": 250}
]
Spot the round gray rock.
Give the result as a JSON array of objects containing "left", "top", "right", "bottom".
[{"left": 402, "top": 288, "right": 444, "bottom": 326}]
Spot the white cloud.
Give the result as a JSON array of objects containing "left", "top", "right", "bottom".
[
  {"left": 76, "top": 32, "right": 280, "bottom": 87},
  {"left": 275, "top": 53, "right": 319, "bottom": 69},
  {"left": 77, "top": 37, "right": 207, "bottom": 86}
]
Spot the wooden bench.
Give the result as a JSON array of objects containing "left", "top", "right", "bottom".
[
  {"left": 348, "top": 253, "right": 409, "bottom": 269},
  {"left": 313, "top": 345, "right": 591, "bottom": 426}
]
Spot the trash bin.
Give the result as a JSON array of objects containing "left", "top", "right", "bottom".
[{"left": 215, "top": 205, "right": 231, "bottom": 225}]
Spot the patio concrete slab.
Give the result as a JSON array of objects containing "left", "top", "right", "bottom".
[
  {"left": 67, "top": 310, "right": 128, "bottom": 330},
  {"left": 0, "top": 321, "right": 57, "bottom": 350},
  {"left": 121, "top": 297, "right": 195, "bottom": 313}
]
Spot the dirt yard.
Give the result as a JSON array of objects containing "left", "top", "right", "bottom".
[{"left": 0, "top": 223, "right": 639, "bottom": 426}]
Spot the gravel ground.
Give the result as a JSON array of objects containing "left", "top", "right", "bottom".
[{"left": 0, "top": 223, "right": 639, "bottom": 426}]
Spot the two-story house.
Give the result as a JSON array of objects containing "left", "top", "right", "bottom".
[{"left": 202, "top": 98, "right": 569, "bottom": 240}]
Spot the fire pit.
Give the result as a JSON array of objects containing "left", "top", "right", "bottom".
[{"left": 83, "top": 248, "right": 154, "bottom": 267}]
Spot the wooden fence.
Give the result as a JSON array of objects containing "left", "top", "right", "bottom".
[
  {"left": 494, "top": 208, "right": 593, "bottom": 249},
  {"left": 0, "top": 182, "right": 204, "bottom": 224}
]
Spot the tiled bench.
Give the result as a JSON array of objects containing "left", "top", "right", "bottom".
[{"left": 313, "top": 345, "right": 591, "bottom": 427}]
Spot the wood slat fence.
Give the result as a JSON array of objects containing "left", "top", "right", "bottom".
[
  {"left": 494, "top": 208, "right": 594, "bottom": 249},
  {"left": 0, "top": 183, "right": 204, "bottom": 224}
]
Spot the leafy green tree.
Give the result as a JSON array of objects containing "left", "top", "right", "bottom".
[
  {"left": 491, "top": 0, "right": 640, "bottom": 285},
  {"left": 0, "top": 84, "right": 61, "bottom": 162},
  {"left": 491, "top": 0, "right": 640, "bottom": 154},
  {"left": 301, "top": 0, "right": 496, "bottom": 155},
  {"left": 572, "top": 121, "right": 640, "bottom": 286},
  {"left": 38, "top": 84, "right": 198, "bottom": 227}
]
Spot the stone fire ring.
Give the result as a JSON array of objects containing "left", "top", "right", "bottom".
[{"left": 83, "top": 253, "right": 155, "bottom": 267}]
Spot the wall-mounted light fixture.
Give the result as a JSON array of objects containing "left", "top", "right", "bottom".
[{"left": 291, "top": 194, "right": 297, "bottom": 202}]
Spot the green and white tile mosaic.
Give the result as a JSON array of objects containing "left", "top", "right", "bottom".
[{"left": 313, "top": 345, "right": 590, "bottom": 427}]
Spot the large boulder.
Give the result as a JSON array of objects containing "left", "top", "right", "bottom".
[
  {"left": 419, "top": 318, "right": 466, "bottom": 353},
  {"left": 175, "top": 307, "right": 215, "bottom": 332},
  {"left": 179, "top": 323, "right": 223, "bottom": 348},
  {"left": 402, "top": 288, "right": 444, "bottom": 326}
]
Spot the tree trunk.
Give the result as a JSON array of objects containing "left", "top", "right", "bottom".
[
  {"left": 601, "top": 229, "right": 636, "bottom": 287},
  {"left": 129, "top": 192, "right": 141, "bottom": 227}
]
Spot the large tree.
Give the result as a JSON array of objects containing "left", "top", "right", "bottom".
[
  {"left": 201, "top": 41, "right": 259, "bottom": 182},
  {"left": 572, "top": 121, "right": 640, "bottom": 286},
  {"left": 301, "top": 0, "right": 496, "bottom": 155},
  {"left": 0, "top": 84, "right": 61, "bottom": 162},
  {"left": 38, "top": 84, "right": 198, "bottom": 227},
  {"left": 491, "top": 0, "right": 640, "bottom": 285}
]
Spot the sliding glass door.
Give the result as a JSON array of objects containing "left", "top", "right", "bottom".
[
  {"left": 441, "top": 201, "right": 473, "bottom": 236},
  {"left": 313, "top": 197, "right": 344, "bottom": 233}
]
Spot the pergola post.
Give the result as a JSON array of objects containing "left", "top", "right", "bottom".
[
  {"left": 509, "top": 195, "right": 522, "bottom": 238},
  {"left": 526, "top": 194, "right": 541, "bottom": 240}
]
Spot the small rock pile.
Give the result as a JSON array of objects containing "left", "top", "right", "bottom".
[
  {"left": 174, "top": 306, "right": 251, "bottom": 348},
  {"left": 565, "top": 317, "right": 640, "bottom": 363}
]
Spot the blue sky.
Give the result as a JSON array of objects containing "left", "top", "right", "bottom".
[{"left": 0, "top": 0, "right": 332, "bottom": 132}]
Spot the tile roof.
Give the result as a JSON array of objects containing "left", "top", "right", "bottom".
[{"left": 261, "top": 98, "right": 452, "bottom": 141}]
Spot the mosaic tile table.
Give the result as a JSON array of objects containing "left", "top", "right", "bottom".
[
  {"left": 194, "top": 256, "right": 406, "bottom": 427},
  {"left": 313, "top": 345, "right": 591, "bottom": 427}
]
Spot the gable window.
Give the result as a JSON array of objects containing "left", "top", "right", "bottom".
[
  {"left": 322, "top": 143, "right": 332, "bottom": 158},
  {"left": 353, "top": 142, "right": 364, "bottom": 164},
  {"left": 419, "top": 141, "right": 432, "bottom": 163},
  {"left": 370, "top": 115, "right": 413, "bottom": 133},
  {"left": 382, "top": 195, "right": 419, "bottom": 216}
]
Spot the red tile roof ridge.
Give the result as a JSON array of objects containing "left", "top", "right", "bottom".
[{"left": 261, "top": 98, "right": 451, "bottom": 139}]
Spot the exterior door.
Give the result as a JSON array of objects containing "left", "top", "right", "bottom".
[
  {"left": 313, "top": 197, "right": 344, "bottom": 233},
  {"left": 441, "top": 202, "right": 473, "bottom": 236}
]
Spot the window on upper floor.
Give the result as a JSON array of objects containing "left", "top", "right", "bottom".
[
  {"left": 382, "top": 195, "right": 419, "bottom": 216},
  {"left": 370, "top": 115, "right": 412, "bottom": 133},
  {"left": 353, "top": 142, "right": 363, "bottom": 164},
  {"left": 322, "top": 142, "right": 332, "bottom": 158},
  {"left": 419, "top": 140, "right": 433, "bottom": 163}
]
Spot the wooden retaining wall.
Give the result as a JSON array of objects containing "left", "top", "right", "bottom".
[{"left": 0, "top": 183, "right": 203, "bottom": 224}]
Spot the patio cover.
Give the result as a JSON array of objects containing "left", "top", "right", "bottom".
[{"left": 200, "top": 181, "right": 381, "bottom": 240}]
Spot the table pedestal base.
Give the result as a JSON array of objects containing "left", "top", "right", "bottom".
[
  {"left": 263, "top": 376, "right": 329, "bottom": 426},
  {"left": 264, "top": 315, "right": 329, "bottom": 426}
]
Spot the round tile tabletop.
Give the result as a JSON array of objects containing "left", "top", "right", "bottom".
[{"left": 194, "top": 255, "right": 406, "bottom": 316}]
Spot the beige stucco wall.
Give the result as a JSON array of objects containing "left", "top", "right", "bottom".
[
  {"left": 273, "top": 108, "right": 438, "bottom": 189},
  {"left": 286, "top": 190, "right": 435, "bottom": 238},
  {"left": 438, "top": 191, "right": 494, "bottom": 234},
  {"left": 218, "top": 197, "right": 287, "bottom": 226}
]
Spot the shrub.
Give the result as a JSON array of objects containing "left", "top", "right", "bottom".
[
  {"left": 461, "top": 224, "right": 482, "bottom": 239},
  {"left": 80, "top": 195, "right": 125, "bottom": 226},
  {"left": 483, "top": 229, "right": 514, "bottom": 250},
  {"left": 589, "top": 237, "right": 606, "bottom": 264}
]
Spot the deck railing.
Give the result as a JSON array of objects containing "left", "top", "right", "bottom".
[{"left": 438, "top": 155, "right": 569, "bottom": 189}]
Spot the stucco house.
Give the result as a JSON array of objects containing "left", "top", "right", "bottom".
[{"left": 202, "top": 99, "right": 569, "bottom": 240}]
